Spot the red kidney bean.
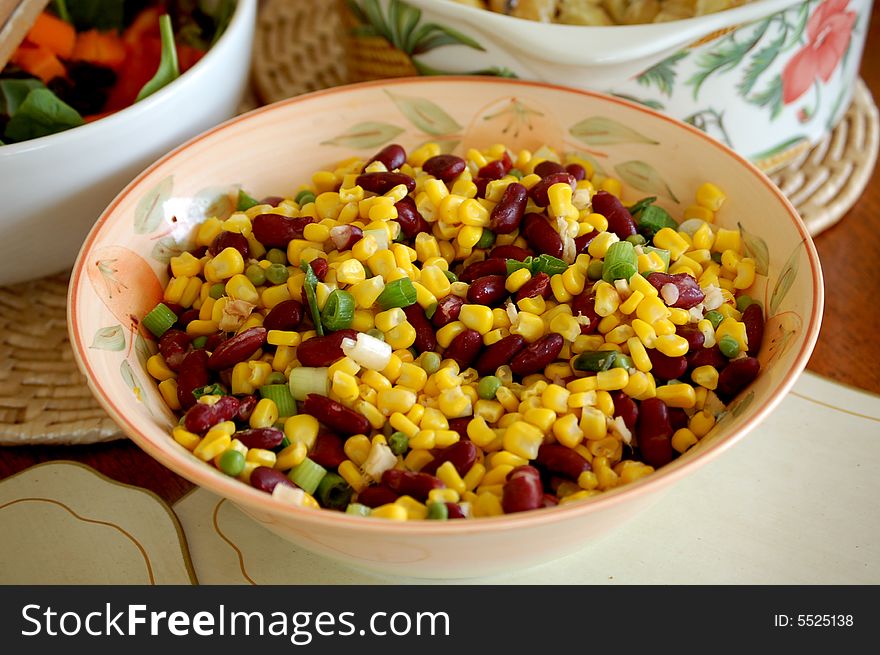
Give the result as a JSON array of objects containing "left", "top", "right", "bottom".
[
  {"left": 309, "top": 257, "right": 329, "bottom": 281},
  {"left": 591, "top": 191, "right": 637, "bottom": 239},
  {"left": 205, "top": 332, "right": 227, "bottom": 352},
  {"left": 522, "top": 213, "right": 564, "bottom": 258},
  {"left": 262, "top": 299, "right": 304, "bottom": 332},
  {"left": 422, "top": 154, "right": 466, "bottom": 182},
  {"left": 446, "top": 503, "right": 466, "bottom": 518},
  {"left": 252, "top": 213, "right": 312, "bottom": 249},
  {"left": 447, "top": 417, "right": 472, "bottom": 440},
  {"left": 511, "top": 334, "right": 564, "bottom": 376},
  {"left": 444, "top": 329, "right": 483, "bottom": 369},
  {"left": 611, "top": 391, "right": 639, "bottom": 431},
  {"left": 422, "top": 440, "right": 478, "bottom": 477},
  {"left": 574, "top": 232, "right": 596, "bottom": 255},
  {"left": 403, "top": 304, "right": 437, "bottom": 353},
  {"left": 234, "top": 427, "right": 284, "bottom": 449},
  {"left": 381, "top": 469, "right": 444, "bottom": 501},
  {"left": 460, "top": 258, "right": 507, "bottom": 283},
  {"left": 473, "top": 177, "right": 491, "bottom": 199},
  {"left": 636, "top": 398, "right": 673, "bottom": 467},
  {"left": 645, "top": 272, "right": 705, "bottom": 309},
  {"left": 235, "top": 394, "right": 258, "bottom": 423},
  {"left": 502, "top": 468, "right": 544, "bottom": 513},
  {"left": 742, "top": 304, "right": 764, "bottom": 357},
  {"left": 515, "top": 272, "right": 551, "bottom": 302},
  {"left": 533, "top": 160, "right": 566, "bottom": 178},
  {"left": 717, "top": 356, "right": 760, "bottom": 401},
  {"left": 184, "top": 395, "right": 241, "bottom": 434},
  {"left": 570, "top": 292, "right": 600, "bottom": 334},
  {"left": 687, "top": 345, "right": 727, "bottom": 372},
  {"left": 467, "top": 274, "right": 508, "bottom": 306},
  {"left": 259, "top": 196, "right": 284, "bottom": 207},
  {"left": 368, "top": 143, "right": 406, "bottom": 171},
  {"left": 329, "top": 224, "right": 363, "bottom": 251},
  {"left": 358, "top": 485, "right": 400, "bottom": 508},
  {"left": 295, "top": 331, "right": 358, "bottom": 367},
  {"left": 489, "top": 182, "right": 528, "bottom": 234},
  {"left": 208, "top": 231, "right": 249, "bottom": 259},
  {"left": 303, "top": 394, "right": 370, "bottom": 435},
  {"left": 647, "top": 348, "right": 688, "bottom": 381},
  {"left": 158, "top": 329, "right": 190, "bottom": 371},
  {"left": 163, "top": 302, "right": 184, "bottom": 317},
  {"left": 431, "top": 295, "right": 463, "bottom": 328},
  {"left": 250, "top": 467, "right": 294, "bottom": 494},
  {"left": 536, "top": 443, "right": 591, "bottom": 479},
  {"left": 669, "top": 408, "right": 689, "bottom": 431},
  {"left": 207, "top": 327, "right": 267, "bottom": 370},
  {"left": 542, "top": 493, "right": 559, "bottom": 507},
  {"left": 309, "top": 431, "right": 347, "bottom": 469},
  {"left": 475, "top": 334, "right": 526, "bottom": 376},
  {"left": 177, "top": 349, "right": 211, "bottom": 409},
  {"left": 489, "top": 244, "right": 531, "bottom": 261},
  {"left": 176, "top": 308, "right": 199, "bottom": 329},
  {"left": 676, "top": 324, "right": 705, "bottom": 352},
  {"left": 394, "top": 196, "right": 430, "bottom": 238},
  {"left": 478, "top": 159, "right": 508, "bottom": 180},
  {"left": 528, "top": 172, "right": 576, "bottom": 206},
  {"left": 565, "top": 163, "right": 586, "bottom": 181},
  {"left": 355, "top": 172, "right": 416, "bottom": 194}
]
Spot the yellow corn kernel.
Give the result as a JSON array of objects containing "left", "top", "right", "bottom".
[
  {"left": 401, "top": 448, "right": 432, "bottom": 472},
  {"left": 524, "top": 407, "right": 556, "bottom": 433},
  {"left": 193, "top": 429, "right": 231, "bottom": 462},
  {"left": 275, "top": 441, "right": 308, "bottom": 471},
  {"left": 170, "top": 251, "right": 202, "bottom": 278},
  {"left": 145, "top": 354, "right": 175, "bottom": 382},
  {"left": 480, "top": 464, "right": 514, "bottom": 487},
  {"left": 466, "top": 416, "right": 496, "bottom": 448},
  {"left": 715, "top": 317, "right": 749, "bottom": 352},
  {"left": 388, "top": 412, "right": 419, "bottom": 438},
  {"left": 689, "top": 410, "right": 716, "bottom": 437},
  {"left": 517, "top": 296, "right": 546, "bottom": 315},
  {"left": 596, "top": 368, "right": 629, "bottom": 391},
  {"left": 344, "top": 435, "right": 372, "bottom": 467},
  {"left": 599, "top": 177, "right": 622, "bottom": 197},
  {"left": 371, "top": 503, "right": 408, "bottom": 520},
  {"left": 713, "top": 227, "right": 741, "bottom": 254},
  {"left": 437, "top": 387, "right": 472, "bottom": 418},
  {"left": 540, "top": 384, "right": 570, "bottom": 414},
  {"left": 408, "top": 430, "right": 436, "bottom": 450},
  {"left": 224, "top": 274, "right": 259, "bottom": 304},
  {"left": 391, "top": 495, "right": 427, "bottom": 521},
  {"left": 385, "top": 321, "right": 416, "bottom": 350},
  {"left": 396, "top": 363, "right": 428, "bottom": 392},
  {"left": 553, "top": 413, "right": 584, "bottom": 448},
  {"left": 654, "top": 334, "right": 689, "bottom": 358},
  {"left": 656, "top": 383, "right": 697, "bottom": 408},
  {"left": 587, "top": 231, "right": 620, "bottom": 259},
  {"left": 331, "top": 371, "right": 359, "bottom": 403},
  {"left": 471, "top": 491, "right": 502, "bottom": 517},
  {"left": 247, "top": 398, "right": 278, "bottom": 429},
  {"left": 419, "top": 407, "right": 448, "bottom": 431},
  {"left": 204, "top": 247, "right": 245, "bottom": 282},
  {"left": 245, "top": 448, "right": 277, "bottom": 468},
  {"left": 283, "top": 414, "right": 320, "bottom": 449},
  {"left": 172, "top": 426, "right": 200, "bottom": 451},
  {"left": 734, "top": 258, "right": 756, "bottom": 290},
  {"left": 695, "top": 182, "right": 725, "bottom": 211},
  {"left": 419, "top": 265, "right": 452, "bottom": 299},
  {"left": 593, "top": 282, "right": 620, "bottom": 317},
  {"left": 671, "top": 428, "right": 699, "bottom": 454},
  {"left": 623, "top": 337, "right": 650, "bottom": 372},
  {"left": 550, "top": 275, "right": 573, "bottom": 303},
  {"left": 458, "top": 304, "right": 493, "bottom": 335},
  {"left": 436, "top": 460, "right": 467, "bottom": 496},
  {"left": 502, "top": 421, "right": 544, "bottom": 460},
  {"left": 335, "top": 460, "right": 364, "bottom": 493},
  {"left": 588, "top": 436, "right": 620, "bottom": 461},
  {"left": 628, "top": 275, "right": 657, "bottom": 300},
  {"left": 505, "top": 267, "right": 532, "bottom": 293},
  {"left": 691, "top": 365, "right": 719, "bottom": 391},
  {"left": 195, "top": 217, "right": 223, "bottom": 247},
  {"left": 561, "top": 266, "right": 587, "bottom": 296},
  {"left": 615, "top": 290, "right": 643, "bottom": 316},
  {"left": 377, "top": 388, "right": 417, "bottom": 416},
  {"left": 653, "top": 228, "right": 689, "bottom": 260},
  {"left": 510, "top": 311, "right": 545, "bottom": 342},
  {"left": 433, "top": 366, "right": 461, "bottom": 391},
  {"left": 580, "top": 407, "right": 607, "bottom": 440},
  {"left": 546, "top": 314, "right": 579, "bottom": 343}
]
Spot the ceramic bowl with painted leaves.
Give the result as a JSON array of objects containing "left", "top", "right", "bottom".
[{"left": 68, "top": 77, "right": 822, "bottom": 578}]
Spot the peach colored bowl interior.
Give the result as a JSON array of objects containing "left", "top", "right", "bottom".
[{"left": 68, "top": 77, "right": 823, "bottom": 579}]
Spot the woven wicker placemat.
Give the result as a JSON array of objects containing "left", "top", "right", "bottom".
[{"left": 2, "top": 0, "right": 877, "bottom": 446}]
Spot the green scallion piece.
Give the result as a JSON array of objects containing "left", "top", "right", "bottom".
[
  {"left": 277, "top": 436, "right": 291, "bottom": 450},
  {"left": 427, "top": 502, "right": 448, "bottom": 520},
  {"left": 376, "top": 278, "right": 417, "bottom": 310},
  {"left": 143, "top": 303, "right": 177, "bottom": 337},
  {"left": 626, "top": 196, "right": 657, "bottom": 219},
  {"left": 443, "top": 269, "right": 458, "bottom": 283},
  {"left": 259, "top": 384, "right": 297, "bottom": 417},
  {"left": 637, "top": 205, "right": 678, "bottom": 240},
  {"left": 388, "top": 431, "right": 409, "bottom": 456},
  {"left": 625, "top": 234, "right": 646, "bottom": 246},
  {"left": 613, "top": 353, "right": 635, "bottom": 371},
  {"left": 320, "top": 289, "right": 355, "bottom": 331},
  {"left": 300, "top": 260, "right": 324, "bottom": 336},
  {"left": 506, "top": 257, "right": 533, "bottom": 276},
  {"left": 425, "top": 302, "right": 438, "bottom": 319},
  {"left": 508, "top": 168, "right": 523, "bottom": 179},
  {"left": 602, "top": 241, "right": 638, "bottom": 283},
  {"left": 643, "top": 246, "right": 671, "bottom": 272},
  {"left": 236, "top": 189, "right": 260, "bottom": 211},
  {"left": 192, "top": 383, "right": 226, "bottom": 399},
  {"left": 572, "top": 350, "right": 618, "bottom": 372},
  {"left": 346, "top": 503, "right": 372, "bottom": 517},
  {"left": 476, "top": 229, "right": 496, "bottom": 249},
  {"left": 295, "top": 190, "right": 316, "bottom": 205},
  {"left": 264, "top": 371, "right": 288, "bottom": 386},
  {"left": 289, "top": 367, "right": 330, "bottom": 400},
  {"left": 288, "top": 457, "right": 327, "bottom": 495},
  {"left": 315, "top": 473, "right": 353, "bottom": 510},
  {"left": 532, "top": 254, "right": 568, "bottom": 277},
  {"left": 192, "top": 336, "right": 208, "bottom": 349}
]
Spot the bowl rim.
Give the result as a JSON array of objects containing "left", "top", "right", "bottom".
[
  {"left": 0, "top": 0, "right": 256, "bottom": 157},
  {"left": 68, "top": 75, "right": 824, "bottom": 534}
]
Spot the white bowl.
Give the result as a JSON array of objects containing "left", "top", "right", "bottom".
[{"left": 0, "top": 0, "right": 257, "bottom": 286}]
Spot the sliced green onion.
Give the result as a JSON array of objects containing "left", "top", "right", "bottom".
[
  {"left": 443, "top": 269, "right": 458, "bottom": 283},
  {"left": 265, "top": 263, "right": 290, "bottom": 285},
  {"left": 508, "top": 168, "right": 523, "bottom": 179},
  {"left": 612, "top": 353, "right": 635, "bottom": 370},
  {"left": 236, "top": 189, "right": 260, "bottom": 211},
  {"left": 476, "top": 229, "right": 496, "bottom": 249},
  {"left": 192, "top": 383, "right": 226, "bottom": 399},
  {"left": 208, "top": 283, "right": 226, "bottom": 299},
  {"left": 506, "top": 257, "right": 533, "bottom": 276},
  {"left": 266, "top": 248, "right": 287, "bottom": 264},
  {"left": 532, "top": 254, "right": 568, "bottom": 277},
  {"left": 316, "top": 473, "right": 353, "bottom": 510},
  {"left": 586, "top": 260, "right": 605, "bottom": 281},
  {"left": 705, "top": 310, "right": 724, "bottom": 329},
  {"left": 288, "top": 457, "right": 327, "bottom": 495},
  {"left": 321, "top": 289, "right": 355, "bottom": 331},
  {"left": 346, "top": 503, "right": 371, "bottom": 517},
  {"left": 643, "top": 246, "right": 671, "bottom": 272},
  {"left": 264, "top": 371, "right": 288, "bottom": 386},
  {"left": 277, "top": 436, "right": 291, "bottom": 450},
  {"left": 288, "top": 367, "right": 329, "bottom": 401},
  {"left": 602, "top": 241, "right": 638, "bottom": 283},
  {"left": 342, "top": 332, "right": 392, "bottom": 371},
  {"left": 625, "top": 234, "right": 646, "bottom": 246},
  {"left": 637, "top": 205, "right": 678, "bottom": 240},
  {"left": 425, "top": 302, "right": 438, "bottom": 319},
  {"left": 295, "top": 190, "right": 316, "bottom": 205},
  {"left": 192, "top": 336, "right": 208, "bottom": 349},
  {"left": 427, "top": 502, "right": 448, "bottom": 520},
  {"left": 218, "top": 450, "right": 245, "bottom": 477},
  {"left": 376, "top": 278, "right": 417, "bottom": 310},
  {"left": 626, "top": 196, "right": 657, "bottom": 219},
  {"left": 259, "top": 384, "right": 297, "bottom": 417},
  {"left": 572, "top": 350, "right": 618, "bottom": 372},
  {"left": 718, "top": 335, "right": 741, "bottom": 359},
  {"left": 361, "top": 262, "right": 373, "bottom": 278},
  {"left": 300, "top": 260, "right": 324, "bottom": 336},
  {"left": 143, "top": 303, "right": 177, "bottom": 337},
  {"left": 388, "top": 431, "right": 409, "bottom": 456},
  {"left": 477, "top": 375, "right": 501, "bottom": 400}
]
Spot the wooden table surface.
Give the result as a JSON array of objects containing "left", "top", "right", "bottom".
[{"left": 2, "top": 7, "right": 879, "bottom": 506}]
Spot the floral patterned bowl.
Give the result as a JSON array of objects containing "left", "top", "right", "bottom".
[
  {"left": 341, "top": 0, "right": 873, "bottom": 172},
  {"left": 68, "top": 78, "right": 823, "bottom": 578}
]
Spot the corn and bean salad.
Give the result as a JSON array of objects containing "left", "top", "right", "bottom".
[{"left": 142, "top": 141, "right": 765, "bottom": 520}]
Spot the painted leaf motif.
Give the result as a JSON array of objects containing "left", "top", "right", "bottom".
[
  {"left": 188, "top": 186, "right": 236, "bottom": 223},
  {"left": 770, "top": 241, "right": 802, "bottom": 315},
  {"left": 135, "top": 333, "right": 156, "bottom": 369},
  {"left": 120, "top": 359, "right": 142, "bottom": 402},
  {"left": 614, "top": 160, "right": 679, "bottom": 203},
  {"left": 90, "top": 325, "right": 125, "bottom": 351},
  {"left": 151, "top": 236, "right": 188, "bottom": 264},
  {"left": 386, "top": 91, "right": 461, "bottom": 135},
  {"left": 321, "top": 121, "right": 405, "bottom": 149},
  {"left": 738, "top": 222, "right": 770, "bottom": 276},
  {"left": 569, "top": 117, "right": 658, "bottom": 146},
  {"left": 134, "top": 176, "right": 173, "bottom": 234},
  {"left": 731, "top": 390, "right": 755, "bottom": 419}
]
